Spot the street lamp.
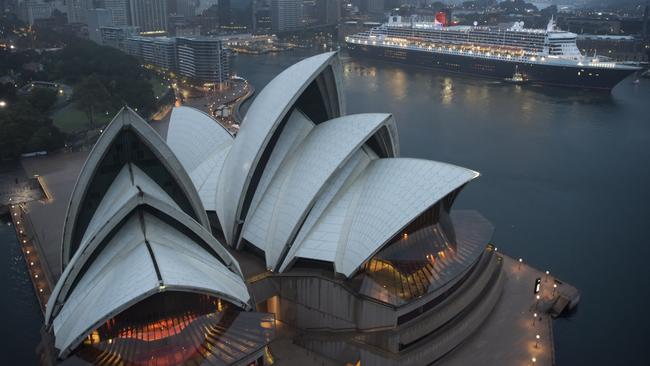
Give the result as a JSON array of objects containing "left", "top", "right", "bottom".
[
  {"left": 533, "top": 312, "right": 538, "bottom": 326},
  {"left": 518, "top": 258, "right": 523, "bottom": 270},
  {"left": 535, "top": 334, "right": 540, "bottom": 348},
  {"left": 0, "top": 100, "right": 7, "bottom": 108},
  {"left": 531, "top": 357, "right": 537, "bottom": 365},
  {"left": 545, "top": 270, "right": 550, "bottom": 282},
  {"left": 552, "top": 283, "right": 558, "bottom": 296},
  {"left": 535, "top": 295, "right": 541, "bottom": 310}
]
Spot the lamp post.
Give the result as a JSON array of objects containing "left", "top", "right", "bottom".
[
  {"left": 545, "top": 270, "right": 550, "bottom": 282},
  {"left": 518, "top": 258, "right": 523, "bottom": 270},
  {"left": 552, "top": 283, "right": 558, "bottom": 296},
  {"left": 535, "top": 295, "right": 540, "bottom": 310},
  {"left": 535, "top": 334, "right": 540, "bottom": 348},
  {"left": 533, "top": 312, "right": 538, "bottom": 326},
  {"left": 531, "top": 357, "right": 537, "bottom": 365}
]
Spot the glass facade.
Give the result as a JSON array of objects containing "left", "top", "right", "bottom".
[
  {"left": 74, "top": 291, "right": 274, "bottom": 365},
  {"left": 352, "top": 203, "right": 492, "bottom": 307},
  {"left": 70, "top": 129, "right": 199, "bottom": 260}
]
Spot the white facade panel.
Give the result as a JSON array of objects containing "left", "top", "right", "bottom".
[
  {"left": 241, "top": 113, "right": 392, "bottom": 270},
  {"left": 53, "top": 216, "right": 158, "bottom": 355},
  {"left": 167, "top": 106, "right": 234, "bottom": 210},
  {"left": 216, "top": 52, "right": 338, "bottom": 245}
]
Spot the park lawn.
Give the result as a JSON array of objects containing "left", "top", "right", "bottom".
[
  {"left": 150, "top": 76, "right": 170, "bottom": 99},
  {"left": 52, "top": 104, "right": 112, "bottom": 133}
]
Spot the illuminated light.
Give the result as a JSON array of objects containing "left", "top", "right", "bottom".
[
  {"left": 30, "top": 262, "right": 34, "bottom": 266},
  {"left": 35, "top": 274, "right": 38, "bottom": 278},
  {"left": 26, "top": 250, "right": 30, "bottom": 254},
  {"left": 403, "top": 233, "right": 408, "bottom": 240},
  {"left": 39, "top": 288, "right": 43, "bottom": 292}
]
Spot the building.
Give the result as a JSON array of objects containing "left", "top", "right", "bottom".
[
  {"left": 218, "top": 0, "right": 232, "bottom": 26},
  {"left": 129, "top": 0, "right": 168, "bottom": 32},
  {"left": 126, "top": 36, "right": 177, "bottom": 69},
  {"left": 253, "top": 1, "right": 272, "bottom": 34},
  {"left": 18, "top": 0, "right": 53, "bottom": 25},
  {"left": 43, "top": 107, "right": 274, "bottom": 364},
  {"left": 164, "top": 52, "right": 502, "bottom": 365},
  {"left": 317, "top": 0, "right": 341, "bottom": 26},
  {"left": 176, "top": 0, "right": 198, "bottom": 18},
  {"left": 125, "top": 35, "right": 229, "bottom": 83},
  {"left": 366, "top": 0, "right": 385, "bottom": 16},
  {"left": 86, "top": 8, "right": 114, "bottom": 44},
  {"left": 66, "top": 0, "right": 92, "bottom": 24},
  {"left": 560, "top": 17, "right": 621, "bottom": 35},
  {"left": 577, "top": 34, "right": 649, "bottom": 62},
  {"left": 176, "top": 36, "right": 229, "bottom": 83},
  {"left": 271, "top": 0, "right": 303, "bottom": 32},
  {"left": 102, "top": 0, "right": 129, "bottom": 26},
  {"left": 99, "top": 26, "right": 139, "bottom": 51}
]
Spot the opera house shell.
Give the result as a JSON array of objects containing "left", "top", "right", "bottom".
[{"left": 43, "top": 52, "right": 504, "bottom": 366}]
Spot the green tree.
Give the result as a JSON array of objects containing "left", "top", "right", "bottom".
[
  {"left": 74, "top": 75, "right": 111, "bottom": 126},
  {"left": 0, "top": 100, "right": 65, "bottom": 159},
  {"left": 26, "top": 125, "right": 65, "bottom": 152},
  {"left": 28, "top": 87, "right": 58, "bottom": 113}
]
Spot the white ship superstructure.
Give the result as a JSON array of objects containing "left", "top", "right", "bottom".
[{"left": 346, "top": 16, "right": 636, "bottom": 72}]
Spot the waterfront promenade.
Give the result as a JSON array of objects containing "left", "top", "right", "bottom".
[{"left": 443, "top": 255, "right": 578, "bottom": 366}]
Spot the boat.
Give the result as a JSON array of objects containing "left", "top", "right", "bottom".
[
  {"left": 345, "top": 14, "right": 641, "bottom": 91},
  {"left": 504, "top": 66, "right": 527, "bottom": 84}
]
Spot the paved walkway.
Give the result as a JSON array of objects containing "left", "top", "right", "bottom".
[
  {"left": 20, "top": 151, "right": 89, "bottom": 282},
  {"left": 442, "top": 255, "right": 559, "bottom": 366}
]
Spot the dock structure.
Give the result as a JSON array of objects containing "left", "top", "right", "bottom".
[
  {"left": 9, "top": 203, "right": 52, "bottom": 314},
  {"left": 12, "top": 150, "right": 580, "bottom": 365}
]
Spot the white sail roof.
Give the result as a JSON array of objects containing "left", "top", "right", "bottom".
[
  {"left": 61, "top": 107, "right": 210, "bottom": 268},
  {"left": 166, "top": 106, "right": 234, "bottom": 210},
  {"left": 148, "top": 52, "right": 484, "bottom": 279},
  {"left": 48, "top": 107, "right": 252, "bottom": 359},
  {"left": 242, "top": 113, "right": 394, "bottom": 270},
  {"left": 216, "top": 52, "right": 341, "bottom": 245},
  {"left": 286, "top": 158, "right": 479, "bottom": 277},
  {"left": 53, "top": 212, "right": 250, "bottom": 357}
]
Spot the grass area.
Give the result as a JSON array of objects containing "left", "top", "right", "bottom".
[
  {"left": 52, "top": 103, "right": 112, "bottom": 133},
  {"left": 150, "top": 76, "right": 170, "bottom": 99}
]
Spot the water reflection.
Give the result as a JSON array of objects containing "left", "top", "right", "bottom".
[
  {"left": 441, "top": 77, "right": 454, "bottom": 105},
  {"left": 388, "top": 69, "right": 407, "bottom": 101}
]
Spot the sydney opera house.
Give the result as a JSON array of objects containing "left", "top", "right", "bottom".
[{"left": 41, "top": 52, "right": 504, "bottom": 365}]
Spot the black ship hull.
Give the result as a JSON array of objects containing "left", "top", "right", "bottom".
[{"left": 347, "top": 43, "right": 638, "bottom": 90}]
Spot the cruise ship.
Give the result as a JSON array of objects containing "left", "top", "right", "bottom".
[{"left": 346, "top": 15, "right": 641, "bottom": 90}]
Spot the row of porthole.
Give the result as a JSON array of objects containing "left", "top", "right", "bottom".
[{"left": 577, "top": 70, "right": 600, "bottom": 77}]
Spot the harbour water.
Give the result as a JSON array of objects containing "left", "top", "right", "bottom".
[
  {"left": 2, "top": 47, "right": 649, "bottom": 364},
  {"left": 0, "top": 215, "right": 41, "bottom": 364}
]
